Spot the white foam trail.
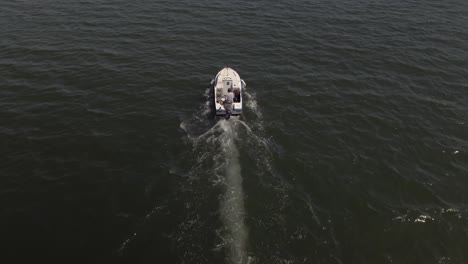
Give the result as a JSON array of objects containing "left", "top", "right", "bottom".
[
  {"left": 177, "top": 88, "right": 274, "bottom": 262},
  {"left": 120, "top": 91, "right": 258, "bottom": 261},
  {"left": 244, "top": 91, "right": 262, "bottom": 119},
  {"left": 193, "top": 122, "right": 223, "bottom": 144},
  {"left": 184, "top": 119, "right": 248, "bottom": 263},
  {"left": 218, "top": 120, "right": 248, "bottom": 264}
]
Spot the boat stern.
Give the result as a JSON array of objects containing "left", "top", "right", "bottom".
[{"left": 215, "top": 102, "right": 243, "bottom": 116}]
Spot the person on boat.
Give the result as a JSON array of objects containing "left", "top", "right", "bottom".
[
  {"left": 233, "top": 89, "right": 240, "bottom": 102},
  {"left": 224, "top": 88, "right": 234, "bottom": 120}
]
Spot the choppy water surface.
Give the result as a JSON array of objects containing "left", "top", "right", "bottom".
[{"left": 1, "top": 0, "right": 468, "bottom": 263}]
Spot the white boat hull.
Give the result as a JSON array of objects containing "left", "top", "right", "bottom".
[{"left": 211, "top": 67, "right": 245, "bottom": 116}]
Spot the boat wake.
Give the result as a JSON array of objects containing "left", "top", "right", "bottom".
[
  {"left": 210, "top": 119, "right": 248, "bottom": 264},
  {"left": 118, "top": 87, "right": 284, "bottom": 264},
  {"left": 175, "top": 87, "right": 278, "bottom": 263},
  {"left": 175, "top": 86, "right": 289, "bottom": 264}
]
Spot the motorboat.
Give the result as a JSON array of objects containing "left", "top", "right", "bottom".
[{"left": 210, "top": 67, "right": 246, "bottom": 116}]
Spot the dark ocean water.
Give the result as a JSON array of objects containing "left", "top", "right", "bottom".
[{"left": 1, "top": 0, "right": 468, "bottom": 263}]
